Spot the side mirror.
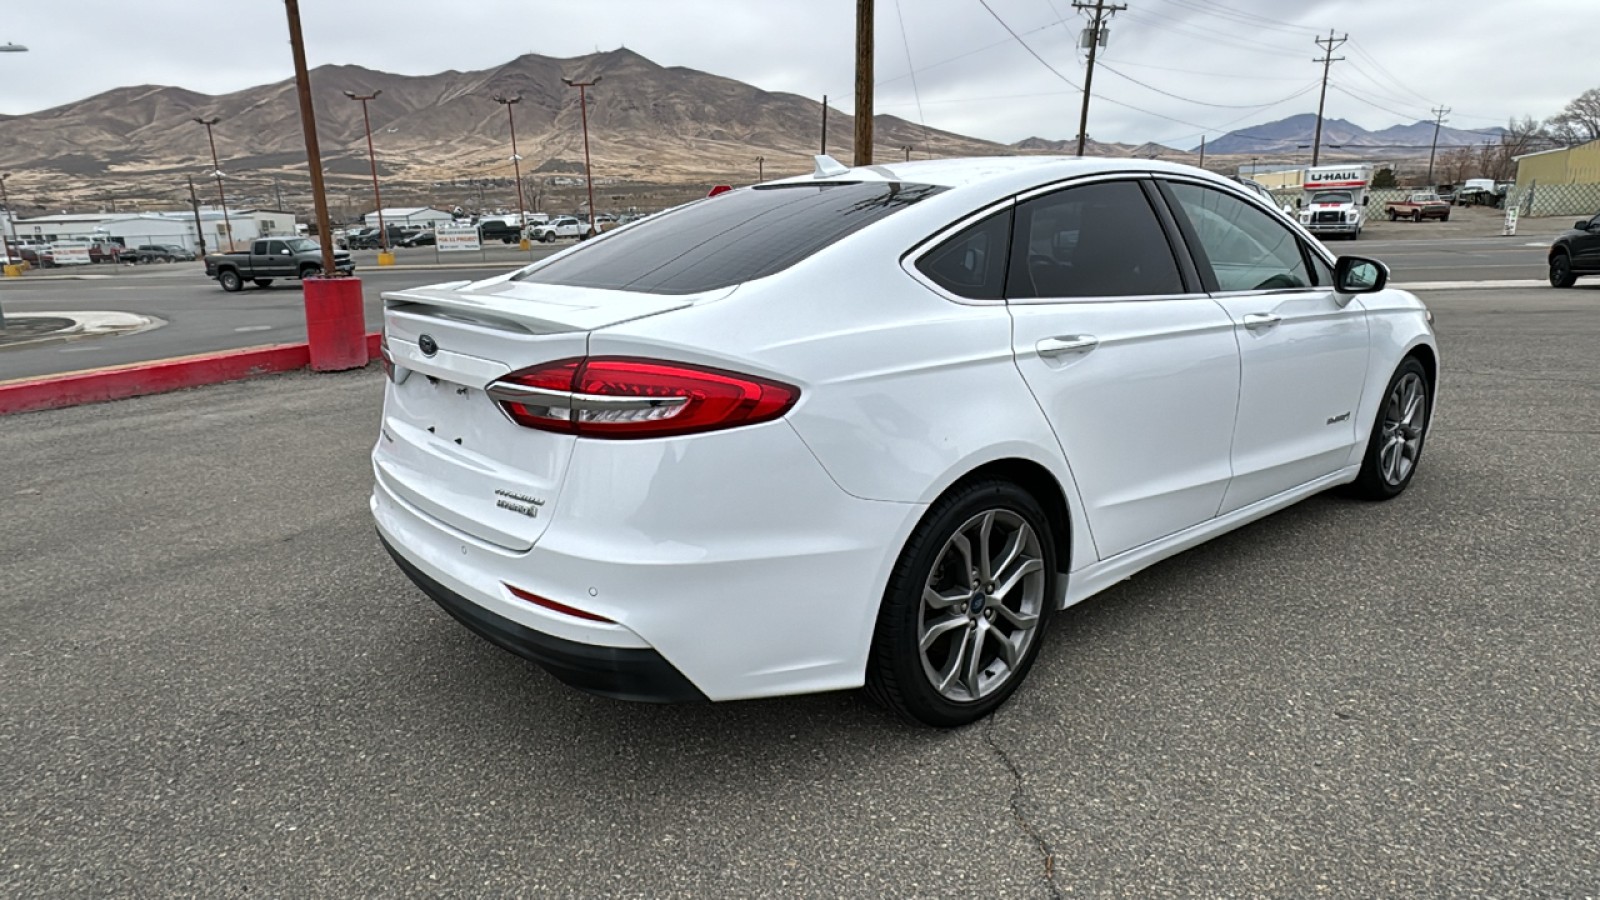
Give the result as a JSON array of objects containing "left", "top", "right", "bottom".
[
  {"left": 1334, "top": 256, "right": 1388, "bottom": 294},
  {"left": 1362, "top": 195, "right": 1370, "bottom": 206},
  {"left": 1295, "top": 198, "right": 1304, "bottom": 209}
]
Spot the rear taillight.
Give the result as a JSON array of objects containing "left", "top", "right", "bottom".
[{"left": 486, "top": 357, "right": 798, "bottom": 439}]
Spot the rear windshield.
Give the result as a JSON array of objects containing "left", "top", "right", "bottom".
[{"left": 513, "top": 181, "right": 945, "bottom": 294}]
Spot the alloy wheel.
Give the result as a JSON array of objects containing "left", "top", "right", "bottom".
[
  {"left": 916, "top": 509, "right": 1045, "bottom": 703},
  {"left": 1378, "top": 371, "right": 1427, "bottom": 486}
]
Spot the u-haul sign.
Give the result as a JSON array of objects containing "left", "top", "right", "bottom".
[{"left": 1304, "top": 165, "right": 1372, "bottom": 191}]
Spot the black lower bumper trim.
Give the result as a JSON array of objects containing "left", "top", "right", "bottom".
[{"left": 380, "top": 536, "right": 708, "bottom": 704}]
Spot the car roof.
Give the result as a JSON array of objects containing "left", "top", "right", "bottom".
[{"left": 767, "top": 155, "right": 1246, "bottom": 206}]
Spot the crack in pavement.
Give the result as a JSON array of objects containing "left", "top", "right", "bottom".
[{"left": 983, "top": 715, "right": 1063, "bottom": 900}]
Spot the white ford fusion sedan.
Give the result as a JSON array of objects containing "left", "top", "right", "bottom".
[{"left": 372, "top": 155, "right": 1437, "bottom": 727}]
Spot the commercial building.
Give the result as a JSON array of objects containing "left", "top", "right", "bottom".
[
  {"left": 361, "top": 207, "right": 455, "bottom": 228},
  {"left": 1513, "top": 139, "right": 1600, "bottom": 217},
  {"left": 12, "top": 208, "right": 300, "bottom": 254}
]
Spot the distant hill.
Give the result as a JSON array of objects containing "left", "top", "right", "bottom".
[{"left": 1199, "top": 112, "right": 1504, "bottom": 155}]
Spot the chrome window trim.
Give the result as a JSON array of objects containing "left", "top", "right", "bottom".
[{"left": 1005, "top": 291, "right": 1213, "bottom": 307}]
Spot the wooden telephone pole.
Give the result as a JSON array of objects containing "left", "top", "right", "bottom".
[
  {"left": 1310, "top": 30, "right": 1347, "bottom": 167},
  {"left": 1073, "top": 0, "right": 1125, "bottom": 157},
  {"left": 854, "top": 0, "right": 873, "bottom": 165}
]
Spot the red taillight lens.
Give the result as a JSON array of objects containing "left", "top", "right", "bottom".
[{"left": 493, "top": 357, "right": 798, "bottom": 439}]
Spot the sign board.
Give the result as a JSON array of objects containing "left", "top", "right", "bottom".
[
  {"left": 436, "top": 225, "right": 481, "bottom": 252},
  {"left": 51, "top": 242, "right": 92, "bottom": 265},
  {"left": 1502, "top": 206, "right": 1519, "bottom": 236}
]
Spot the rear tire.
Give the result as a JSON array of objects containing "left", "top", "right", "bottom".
[
  {"left": 217, "top": 269, "right": 243, "bottom": 292},
  {"left": 1346, "top": 357, "right": 1430, "bottom": 501},
  {"left": 865, "top": 480, "right": 1056, "bottom": 728},
  {"left": 1388, "top": 209, "right": 1398, "bottom": 221},
  {"left": 1550, "top": 252, "right": 1577, "bottom": 288}
]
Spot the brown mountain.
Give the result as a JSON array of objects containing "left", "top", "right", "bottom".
[{"left": 0, "top": 48, "right": 1164, "bottom": 215}]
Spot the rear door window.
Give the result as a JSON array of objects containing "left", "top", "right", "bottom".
[
  {"left": 516, "top": 181, "right": 945, "bottom": 294},
  {"left": 1006, "top": 180, "right": 1184, "bottom": 299}
]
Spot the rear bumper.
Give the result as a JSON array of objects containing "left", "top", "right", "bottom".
[{"left": 380, "top": 534, "right": 707, "bottom": 703}]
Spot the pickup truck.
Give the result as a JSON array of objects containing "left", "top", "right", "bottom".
[
  {"left": 204, "top": 237, "right": 355, "bottom": 291},
  {"left": 529, "top": 216, "right": 589, "bottom": 242},
  {"left": 1384, "top": 192, "right": 1451, "bottom": 222}
]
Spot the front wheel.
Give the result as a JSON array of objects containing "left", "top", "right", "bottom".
[
  {"left": 1347, "top": 357, "right": 1430, "bottom": 501},
  {"left": 299, "top": 265, "right": 321, "bottom": 280},
  {"left": 217, "top": 269, "right": 243, "bottom": 292},
  {"left": 866, "top": 480, "right": 1055, "bottom": 727},
  {"left": 1550, "top": 252, "right": 1577, "bottom": 288},
  {"left": 1388, "top": 209, "right": 1398, "bottom": 221},
  {"left": 540, "top": 233, "right": 554, "bottom": 243}
]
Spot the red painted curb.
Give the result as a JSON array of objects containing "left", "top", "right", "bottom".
[{"left": 0, "top": 331, "right": 384, "bottom": 416}]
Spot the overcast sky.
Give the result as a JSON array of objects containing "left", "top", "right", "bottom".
[{"left": 1, "top": 0, "right": 1592, "bottom": 148}]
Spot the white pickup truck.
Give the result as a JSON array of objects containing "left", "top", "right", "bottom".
[{"left": 528, "top": 216, "right": 589, "bottom": 242}]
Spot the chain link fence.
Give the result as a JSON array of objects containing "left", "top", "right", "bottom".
[{"left": 1511, "top": 182, "right": 1600, "bottom": 218}]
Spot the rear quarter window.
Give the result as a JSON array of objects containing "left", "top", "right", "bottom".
[{"left": 515, "top": 181, "right": 945, "bottom": 294}]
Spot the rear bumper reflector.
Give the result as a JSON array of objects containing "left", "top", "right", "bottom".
[{"left": 380, "top": 536, "right": 708, "bottom": 704}]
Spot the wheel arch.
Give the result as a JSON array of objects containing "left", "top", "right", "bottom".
[{"left": 926, "top": 456, "right": 1075, "bottom": 580}]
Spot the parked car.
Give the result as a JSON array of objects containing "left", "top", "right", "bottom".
[
  {"left": 1433, "top": 184, "right": 1456, "bottom": 203},
  {"left": 203, "top": 237, "right": 354, "bottom": 291},
  {"left": 399, "top": 230, "right": 436, "bottom": 248},
  {"left": 125, "top": 244, "right": 196, "bottom": 263},
  {"left": 1548, "top": 211, "right": 1600, "bottom": 288},
  {"left": 528, "top": 215, "right": 588, "bottom": 242},
  {"left": 1384, "top": 192, "right": 1451, "bottom": 222},
  {"left": 476, "top": 218, "right": 525, "bottom": 244},
  {"left": 87, "top": 241, "right": 124, "bottom": 264},
  {"left": 348, "top": 225, "right": 414, "bottom": 249},
  {"left": 373, "top": 156, "right": 1438, "bottom": 727}
]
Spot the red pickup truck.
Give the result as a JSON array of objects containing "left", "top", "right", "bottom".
[{"left": 1385, "top": 192, "right": 1451, "bottom": 222}]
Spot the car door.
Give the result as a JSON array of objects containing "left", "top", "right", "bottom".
[
  {"left": 1156, "top": 179, "right": 1370, "bottom": 513},
  {"left": 1578, "top": 213, "right": 1600, "bottom": 270},
  {"left": 1005, "top": 177, "right": 1241, "bottom": 560}
]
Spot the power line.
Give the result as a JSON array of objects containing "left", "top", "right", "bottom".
[
  {"left": 1119, "top": 8, "right": 1304, "bottom": 59},
  {"left": 1095, "top": 56, "right": 1308, "bottom": 81},
  {"left": 974, "top": 0, "right": 1082, "bottom": 91},
  {"left": 1151, "top": 0, "right": 1319, "bottom": 37},
  {"left": 891, "top": 0, "right": 930, "bottom": 155},
  {"left": 1096, "top": 61, "right": 1315, "bottom": 109}
]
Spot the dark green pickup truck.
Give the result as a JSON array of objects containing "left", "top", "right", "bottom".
[{"left": 203, "top": 237, "right": 355, "bottom": 291}]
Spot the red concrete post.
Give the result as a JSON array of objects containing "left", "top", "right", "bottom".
[{"left": 302, "top": 277, "right": 367, "bottom": 371}]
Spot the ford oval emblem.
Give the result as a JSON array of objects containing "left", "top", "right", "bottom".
[{"left": 418, "top": 334, "right": 438, "bottom": 357}]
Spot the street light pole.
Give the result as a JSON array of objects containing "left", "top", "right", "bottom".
[
  {"left": 344, "top": 90, "right": 389, "bottom": 255},
  {"left": 492, "top": 94, "right": 528, "bottom": 242},
  {"left": 192, "top": 116, "right": 234, "bottom": 251},
  {"left": 0, "top": 173, "right": 17, "bottom": 267},
  {"left": 561, "top": 77, "right": 601, "bottom": 237}
]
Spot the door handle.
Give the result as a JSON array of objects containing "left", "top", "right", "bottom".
[
  {"left": 1242, "top": 313, "right": 1282, "bottom": 330},
  {"left": 1036, "top": 335, "right": 1099, "bottom": 357}
]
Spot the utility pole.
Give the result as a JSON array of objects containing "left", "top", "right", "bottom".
[
  {"left": 561, "top": 77, "right": 601, "bottom": 236},
  {"left": 1072, "top": 0, "right": 1125, "bottom": 157},
  {"left": 192, "top": 116, "right": 234, "bottom": 251},
  {"left": 284, "top": 0, "right": 337, "bottom": 272},
  {"left": 821, "top": 94, "right": 829, "bottom": 155},
  {"left": 757, "top": 156, "right": 764, "bottom": 182},
  {"left": 0, "top": 174, "right": 16, "bottom": 266},
  {"left": 1310, "top": 29, "right": 1347, "bottom": 167},
  {"left": 272, "top": 176, "right": 284, "bottom": 211},
  {"left": 853, "top": 0, "right": 873, "bottom": 166},
  {"left": 1426, "top": 105, "right": 1451, "bottom": 185},
  {"left": 902, "top": 145, "right": 912, "bottom": 162},
  {"left": 187, "top": 176, "right": 208, "bottom": 259},
  {"left": 1198, "top": 135, "right": 1206, "bottom": 169}
]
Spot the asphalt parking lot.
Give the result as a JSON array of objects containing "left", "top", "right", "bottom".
[{"left": 3, "top": 285, "right": 1597, "bottom": 897}]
